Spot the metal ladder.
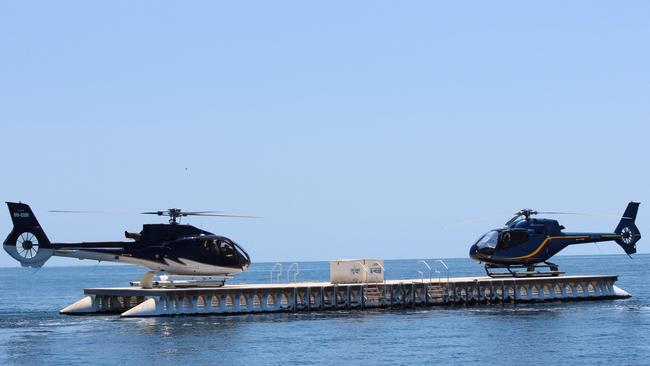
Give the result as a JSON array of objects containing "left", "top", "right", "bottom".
[
  {"left": 363, "top": 261, "right": 386, "bottom": 305},
  {"left": 270, "top": 263, "right": 282, "bottom": 283},
  {"left": 434, "top": 259, "right": 449, "bottom": 285},
  {"left": 287, "top": 262, "right": 299, "bottom": 282},
  {"left": 417, "top": 260, "right": 433, "bottom": 283},
  {"left": 417, "top": 259, "right": 450, "bottom": 303}
]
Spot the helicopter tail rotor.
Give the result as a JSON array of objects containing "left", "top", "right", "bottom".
[
  {"left": 614, "top": 202, "right": 641, "bottom": 255},
  {"left": 3, "top": 202, "right": 54, "bottom": 268}
]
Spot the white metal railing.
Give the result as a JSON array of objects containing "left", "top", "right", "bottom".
[
  {"left": 417, "top": 260, "right": 432, "bottom": 283},
  {"left": 287, "top": 262, "right": 300, "bottom": 282},
  {"left": 434, "top": 259, "right": 449, "bottom": 285},
  {"left": 270, "top": 263, "right": 282, "bottom": 283}
]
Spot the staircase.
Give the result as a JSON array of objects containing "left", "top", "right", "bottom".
[
  {"left": 364, "top": 285, "right": 384, "bottom": 306},
  {"left": 427, "top": 284, "right": 447, "bottom": 304}
]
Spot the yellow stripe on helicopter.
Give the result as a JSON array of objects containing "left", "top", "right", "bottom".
[{"left": 510, "top": 235, "right": 590, "bottom": 260}]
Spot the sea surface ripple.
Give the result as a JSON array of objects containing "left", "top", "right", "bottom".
[{"left": 1, "top": 255, "right": 649, "bottom": 365}]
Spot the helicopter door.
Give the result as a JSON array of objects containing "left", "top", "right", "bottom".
[
  {"left": 208, "top": 240, "right": 221, "bottom": 255},
  {"left": 499, "top": 230, "right": 529, "bottom": 249}
]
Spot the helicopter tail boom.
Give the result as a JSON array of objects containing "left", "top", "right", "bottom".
[
  {"left": 614, "top": 202, "right": 641, "bottom": 255},
  {"left": 3, "top": 202, "right": 54, "bottom": 268}
]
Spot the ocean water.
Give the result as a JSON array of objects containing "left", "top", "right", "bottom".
[{"left": 1, "top": 254, "right": 649, "bottom": 366}]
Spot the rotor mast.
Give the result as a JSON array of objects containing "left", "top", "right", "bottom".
[{"left": 167, "top": 209, "right": 182, "bottom": 224}]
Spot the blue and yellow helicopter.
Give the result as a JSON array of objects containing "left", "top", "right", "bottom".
[{"left": 470, "top": 202, "right": 641, "bottom": 277}]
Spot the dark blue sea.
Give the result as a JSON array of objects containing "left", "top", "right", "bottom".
[{"left": 1, "top": 255, "right": 649, "bottom": 365}]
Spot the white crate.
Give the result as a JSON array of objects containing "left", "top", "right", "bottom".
[{"left": 330, "top": 259, "right": 384, "bottom": 284}]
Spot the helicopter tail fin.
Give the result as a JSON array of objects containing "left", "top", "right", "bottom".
[
  {"left": 3, "top": 202, "right": 53, "bottom": 268},
  {"left": 614, "top": 202, "right": 641, "bottom": 255}
]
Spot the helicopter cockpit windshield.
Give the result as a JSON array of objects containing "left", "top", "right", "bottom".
[
  {"left": 206, "top": 238, "right": 251, "bottom": 267},
  {"left": 474, "top": 229, "right": 531, "bottom": 254},
  {"left": 475, "top": 230, "right": 499, "bottom": 252}
]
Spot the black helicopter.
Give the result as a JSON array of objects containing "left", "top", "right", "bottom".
[
  {"left": 3, "top": 202, "right": 252, "bottom": 287},
  {"left": 469, "top": 202, "right": 641, "bottom": 277}
]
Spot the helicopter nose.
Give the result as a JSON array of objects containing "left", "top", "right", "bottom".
[
  {"left": 237, "top": 251, "right": 251, "bottom": 270},
  {"left": 469, "top": 244, "right": 479, "bottom": 260},
  {"left": 231, "top": 242, "right": 251, "bottom": 270}
]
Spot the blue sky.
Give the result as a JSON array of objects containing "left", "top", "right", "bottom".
[{"left": 1, "top": 1, "right": 649, "bottom": 266}]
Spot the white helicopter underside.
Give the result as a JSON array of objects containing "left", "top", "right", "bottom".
[{"left": 53, "top": 249, "right": 245, "bottom": 277}]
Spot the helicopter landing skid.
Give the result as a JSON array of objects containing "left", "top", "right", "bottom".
[
  {"left": 485, "top": 263, "right": 565, "bottom": 278},
  {"left": 131, "top": 271, "right": 229, "bottom": 288}
]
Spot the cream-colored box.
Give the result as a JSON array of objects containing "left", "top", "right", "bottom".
[{"left": 329, "top": 259, "right": 384, "bottom": 284}]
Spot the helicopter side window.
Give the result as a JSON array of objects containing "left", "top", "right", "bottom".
[{"left": 500, "top": 230, "right": 529, "bottom": 249}]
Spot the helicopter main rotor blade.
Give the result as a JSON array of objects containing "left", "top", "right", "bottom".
[
  {"left": 140, "top": 210, "right": 224, "bottom": 214},
  {"left": 51, "top": 209, "right": 258, "bottom": 219},
  {"left": 536, "top": 211, "right": 623, "bottom": 219},
  {"left": 505, "top": 214, "right": 522, "bottom": 226},
  {"left": 49, "top": 210, "right": 127, "bottom": 214},
  {"left": 184, "top": 213, "right": 261, "bottom": 218},
  {"left": 443, "top": 213, "right": 511, "bottom": 227}
]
